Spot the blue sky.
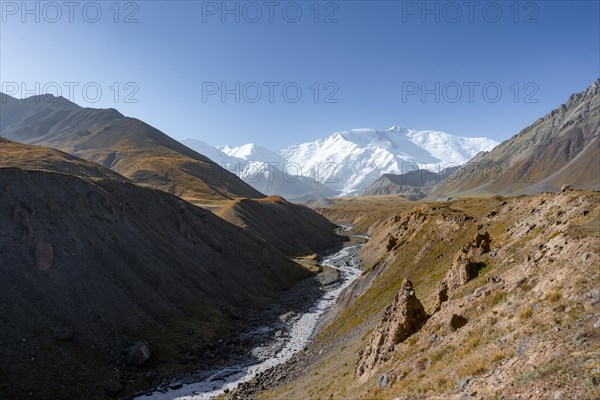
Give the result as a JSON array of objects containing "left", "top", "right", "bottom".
[{"left": 1, "top": 1, "right": 598, "bottom": 149}]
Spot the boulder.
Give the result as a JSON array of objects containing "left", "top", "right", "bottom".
[
  {"left": 35, "top": 241, "right": 54, "bottom": 271},
  {"left": 448, "top": 314, "right": 468, "bottom": 331},
  {"left": 105, "top": 380, "right": 123, "bottom": 393},
  {"left": 124, "top": 341, "right": 152, "bottom": 366},
  {"left": 458, "top": 376, "right": 472, "bottom": 391},
  {"left": 378, "top": 373, "right": 388, "bottom": 389}
]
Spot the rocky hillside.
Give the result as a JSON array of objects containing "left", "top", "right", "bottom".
[
  {"left": 362, "top": 167, "right": 459, "bottom": 199},
  {"left": 430, "top": 80, "right": 600, "bottom": 198},
  {"left": 0, "top": 94, "right": 345, "bottom": 255},
  {"left": 226, "top": 189, "right": 600, "bottom": 400},
  {"left": 0, "top": 163, "right": 314, "bottom": 399},
  {"left": 216, "top": 195, "right": 346, "bottom": 256},
  {"left": 0, "top": 93, "right": 263, "bottom": 203}
]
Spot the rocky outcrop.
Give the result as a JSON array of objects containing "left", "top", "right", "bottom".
[
  {"left": 233, "top": 190, "right": 600, "bottom": 400},
  {"left": 433, "top": 232, "right": 491, "bottom": 311},
  {"left": 356, "top": 279, "right": 427, "bottom": 377},
  {"left": 386, "top": 235, "right": 398, "bottom": 251}
]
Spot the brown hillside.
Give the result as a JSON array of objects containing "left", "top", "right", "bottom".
[
  {"left": 430, "top": 80, "right": 600, "bottom": 198},
  {"left": 0, "top": 167, "right": 312, "bottom": 399},
  {"left": 229, "top": 191, "right": 600, "bottom": 400},
  {"left": 0, "top": 137, "right": 127, "bottom": 181},
  {"left": 217, "top": 195, "right": 346, "bottom": 256},
  {"left": 0, "top": 94, "right": 263, "bottom": 203}
]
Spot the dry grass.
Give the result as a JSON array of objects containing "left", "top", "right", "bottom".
[
  {"left": 545, "top": 290, "right": 562, "bottom": 302},
  {"left": 256, "top": 191, "right": 600, "bottom": 400},
  {"left": 517, "top": 304, "right": 533, "bottom": 321}
]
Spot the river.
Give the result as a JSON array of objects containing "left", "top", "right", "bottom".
[{"left": 135, "top": 235, "right": 366, "bottom": 400}]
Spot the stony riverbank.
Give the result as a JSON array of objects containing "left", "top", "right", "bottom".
[
  {"left": 222, "top": 241, "right": 367, "bottom": 400},
  {"left": 133, "top": 238, "right": 366, "bottom": 400}
]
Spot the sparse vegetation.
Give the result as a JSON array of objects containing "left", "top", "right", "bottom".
[
  {"left": 517, "top": 304, "right": 533, "bottom": 321},
  {"left": 253, "top": 190, "right": 600, "bottom": 400},
  {"left": 546, "top": 290, "right": 562, "bottom": 302}
]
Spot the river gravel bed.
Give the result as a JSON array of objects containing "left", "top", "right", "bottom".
[{"left": 136, "top": 238, "right": 365, "bottom": 400}]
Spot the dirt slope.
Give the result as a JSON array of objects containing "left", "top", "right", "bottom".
[
  {"left": 0, "top": 137, "right": 127, "bottom": 181},
  {"left": 217, "top": 195, "right": 346, "bottom": 256},
  {"left": 0, "top": 166, "right": 312, "bottom": 399}
]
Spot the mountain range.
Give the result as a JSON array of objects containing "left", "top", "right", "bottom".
[
  {"left": 1, "top": 80, "right": 598, "bottom": 399},
  {"left": 181, "top": 139, "right": 337, "bottom": 202},
  {"left": 182, "top": 128, "right": 499, "bottom": 199},
  {"left": 361, "top": 166, "right": 459, "bottom": 199}
]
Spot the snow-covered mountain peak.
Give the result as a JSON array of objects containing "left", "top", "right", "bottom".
[
  {"left": 182, "top": 125, "right": 498, "bottom": 198},
  {"left": 220, "top": 143, "right": 285, "bottom": 164},
  {"left": 280, "top": 126, "right": 498, "bottom": 195},
  {"left": 386, "top": 126, "right": 410, "bottom": 133}
]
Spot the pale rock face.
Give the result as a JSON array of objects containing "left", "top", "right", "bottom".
[
  {"left": 433, "top": 231, "right": 492, "bottom": 312},
  {"left": 355, "top": 279, "right": 428, "bottom": 378}
]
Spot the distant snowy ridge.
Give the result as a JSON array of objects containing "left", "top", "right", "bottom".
[
  {"left": 181, "top": 126, "right": 498, "bottom": 198},
  {"left": 181, "top": 139, "right": 336, "bottom": 201},
  {"left": 279, "top": 127, "right": 498, "bottom": 195}
]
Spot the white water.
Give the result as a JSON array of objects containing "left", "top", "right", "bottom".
[{"left": 136, "top": 241, "right": 365, "bottom": 400}]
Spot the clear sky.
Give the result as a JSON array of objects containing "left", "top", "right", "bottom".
[{"left": 1, "top": 0, "right": 598, "bottom": 149}]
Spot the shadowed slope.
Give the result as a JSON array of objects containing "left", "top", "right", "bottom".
[
  {"left": 0, "top": 165, "right": 310, "bottom": 399},
  {"left": 217, "top": 195, "right": 346, "bottom": 256}
]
